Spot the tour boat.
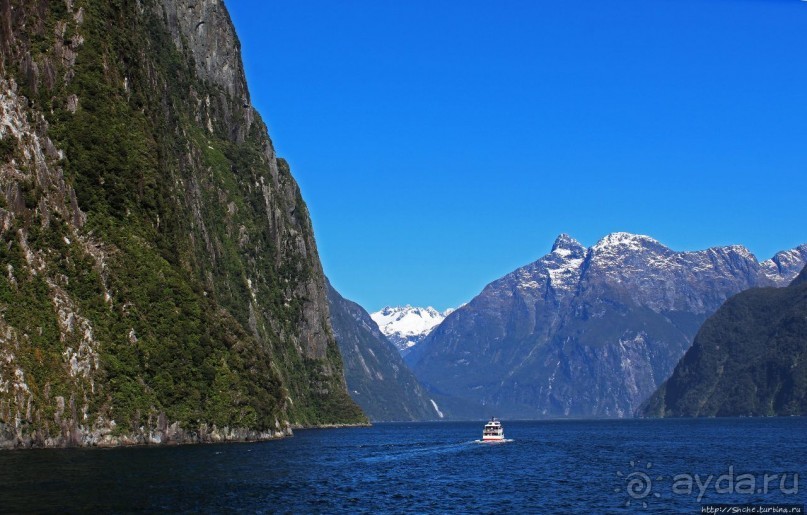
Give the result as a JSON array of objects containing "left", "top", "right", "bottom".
[{"left": 481, "top": 417, "right": 505, "bottom": 442}]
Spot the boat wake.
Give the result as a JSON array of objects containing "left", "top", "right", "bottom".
[
  {"left": 472, "top": 439, "right": 514, "bottom": 444},
  {"left": 361, "top": 441, "right": 470, "bottom": 464}
]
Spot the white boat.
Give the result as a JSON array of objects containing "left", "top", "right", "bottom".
[{"left": 481, "top": 417, "right": 505, "bottom": 442}]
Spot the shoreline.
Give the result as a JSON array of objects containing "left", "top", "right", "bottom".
[
  {"left": 290, "top": 422, "right": 372, "bottom": 430},
  {"left": 0, "top": 420, "right": 370, "bottom": 451}
]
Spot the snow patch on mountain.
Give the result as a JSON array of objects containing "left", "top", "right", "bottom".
[
  {"left": 592, "top": 232, "right": 663, "bottom": 253},
  {"left": 370, "top": 305, "right": 453, "bottom": 354}
]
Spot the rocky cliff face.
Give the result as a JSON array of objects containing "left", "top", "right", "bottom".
[
  {"left": 327, "top": 282, "right": 443, "bottom": 421},
  {"left": 0, "top": 0, "right": 363, "bottom": 448},
  {"left": 641, "top": 264, "right": 807, "bottom": 418},
  {"left": 408, "top": 233, "right": 807, "bottom": 419}
]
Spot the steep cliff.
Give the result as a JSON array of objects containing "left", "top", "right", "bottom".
[
  {"left": 327, "top": 281, "right": 443, "bottom": 421},
  {"left": 640, "top": 264, "right": 807, "bottom": 417},
  {"left": 409, "top": 233, "right": 807, "bottom": 418},
  {"left": 0, "top": 0, "right": 364, "bottom": 448}
]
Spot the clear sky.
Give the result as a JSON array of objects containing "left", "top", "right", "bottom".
[{"left": 226, "top": 0, "right": 807, "bottom": 312}]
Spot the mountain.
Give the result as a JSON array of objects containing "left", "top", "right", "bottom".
[
  {"left": 640, "top": 264, "right": 807, "bottom": 417},
  {"left": 327, "top": 281, "right": 443, "bottom": 421},
  {"left": 371, "top": 305, "right": 453, "bottom": 354},
  {"left": 407, "top": 233, "right": 807, "bottom": 419},
  {"left": 0, "top": 0, "right": 364, "bottom": 448}
]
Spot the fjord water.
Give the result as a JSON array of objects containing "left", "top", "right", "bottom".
[{"left": 2, "top": 419, "right": 805, "bottom": 513}]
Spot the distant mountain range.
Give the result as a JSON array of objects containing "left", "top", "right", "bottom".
[
  {"left": 327, "top": 283, "right": 444, "bottom": 421},
  {"left": 371, "top": 305, "right": 454, "bottom": 355},
  {"left": 407, "top": 232, "right": 807, "bottom": 419},
  {"left": 640, "top": 264, "right": 807, "bottom": 418}
]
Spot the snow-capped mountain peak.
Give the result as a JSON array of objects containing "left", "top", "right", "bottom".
[
  {"left": 370, "top": 305, "right": 452, "bottom": 354},
  {"left": 592, "top": 232, "right": 663, "bottom": 252},
  {"left": 760, "top": 244, "right": 807, "bottom": 284},
  {"left": 551, "top": 233, "right": 585, "bottom": 257}
]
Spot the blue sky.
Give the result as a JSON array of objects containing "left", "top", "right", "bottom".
[{"left": 227, "top": 0, "right": 807, "bottom": 312}]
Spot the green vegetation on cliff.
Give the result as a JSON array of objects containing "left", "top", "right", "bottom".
[{"left": 0, "top": 0, "right": 364, "bottom": 447}]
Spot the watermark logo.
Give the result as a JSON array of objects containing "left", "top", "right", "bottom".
[
  {"left": 615, "top": 460, "right": 662, "bottom": 508},
  {"left": 615, "top": 461, "right": 800, "bottom": 510},
  {"left": 671, "top": 466, "right": 799, "bottom": 501}
]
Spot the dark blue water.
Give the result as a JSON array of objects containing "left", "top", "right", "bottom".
[{"left": 1, "top": 419, "right": 805, "bottom": 513}]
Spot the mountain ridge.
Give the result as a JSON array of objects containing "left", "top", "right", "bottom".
[{"left": 408, "top": 232, "right": 807, "bottom": 419}]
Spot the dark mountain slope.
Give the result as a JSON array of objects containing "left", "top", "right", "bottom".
[
  {"left": 640, "top": 265, "right": 807, "bottom": 417},
  {"left": 327, "top": 281, "right": 443, "bottom": 421}
]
